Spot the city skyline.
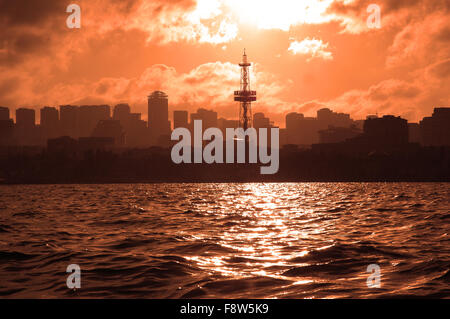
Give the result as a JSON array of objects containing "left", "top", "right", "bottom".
[
  {"left": 1, "top": 96, "right": 448, "bottom": 127},
  {"left": 1, "top": 101, "right": 449, "bottom": 148}
]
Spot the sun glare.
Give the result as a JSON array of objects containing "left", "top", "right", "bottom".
[
  {"left": 187, "top": 0, "right": 335, "bottom": 44},
  {"left": 225, "top": 0, "right": 333, "bottom": 30}
]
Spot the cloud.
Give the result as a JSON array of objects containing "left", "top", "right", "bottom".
[
  {"left": 1, "top": 60, "right": 289, "bottom": 122},
  {"left": 82, "top": 0, "right": 239, "bottom": 45},
  {"left": 386, "top": 12, "right": 450, "bottom": 68},
  {"left": 288, "top": 38, "right": 333, "bottom": 61},
  {"left": 326, "top": 0, "right": 450, "bottom": 34},
  {"left": 427, "top": 58, "right": 450, "bottom": 80}
]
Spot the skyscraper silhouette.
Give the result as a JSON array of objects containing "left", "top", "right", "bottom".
[
  {"left": 40, "top": 106, "right": 60, "bottom": 139},
  {"left": 60, "top": 105, "right": 79, "bottom": 138},
  {"left": 0, "top": 106, "right": 9, "bottom": 121},
  {"left": 420, "top": 108, "right": 450, "bottom": 146},
  {"left": 173, "top": 110, "right": 188, "bottom": 129},
  {"left": 15, "top": 108, "right": 36, "bottom": 146},
  {"left": 148, "top": 91, "right": 170, "bottom": 144},
  {"left": 0, "top": 107, "right": 13, "bottom": 145}
]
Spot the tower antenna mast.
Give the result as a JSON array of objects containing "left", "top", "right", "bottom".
[{"left": 234, "top": 49, "right": 256, "bottom": 130}]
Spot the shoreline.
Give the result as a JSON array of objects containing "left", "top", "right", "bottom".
[{"left": 2, "top": 179, "right": 449, "bottom": 185}]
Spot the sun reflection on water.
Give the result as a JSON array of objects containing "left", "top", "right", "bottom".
[{"left": 180, "top": 183, "right": 336, "bottom": 283}]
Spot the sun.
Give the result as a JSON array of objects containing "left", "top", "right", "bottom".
[
  {"left": 186, "top": 0, "right": 335, "bottom": 44},
  {"left": 224, "top": 0, "right": 333, "bottom": 31}
]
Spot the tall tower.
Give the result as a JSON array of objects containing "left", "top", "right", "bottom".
[
  {"left": 148, "top": 91, "right": 170, "bottom": 142},
  {"left": 234, "top": 49, "right": 256, "bottom": 130}
]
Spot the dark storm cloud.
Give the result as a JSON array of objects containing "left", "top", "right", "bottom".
[
  {"left": 0, "top": 0, "right": 69, "bottom": 26},
  {"left": 0, "top": 0, "right": 72, "bottom": 66}
]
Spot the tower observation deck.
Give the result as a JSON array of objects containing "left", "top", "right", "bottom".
[{"left": 234, "top": 49, "right": 256, "bottom": 130}]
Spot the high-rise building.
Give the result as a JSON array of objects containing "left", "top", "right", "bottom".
[
  {"left": 285, "top": 112, "right": 320, "bottom": 146},
  {"left": 286, "top": 109, "right": 355, "bottom": 146},
  {"left": 91, "top": 120, "right": 125, "bottom": 146},
  {"left": 0, "top": 119, "right": 14, "bottom": 145},
  {"left": 125, "top": 115, "right": 148, "bottom": 147},
  {"left": 113, "top": 104, "right": 131, "bottom": 122},
  {"left": 148, "top": 91, "right": 170, "bottom": 144},
  {"left": 364, "top": 115, "right": 408, "bottom": 145},
  {"left": 60, "top": 105, "right": 79, "bottom": 138},
  {"left": 420, "top": 107, "right": 450, "bottom": 146},
  {"left": 40, "top": 107, "right": 58, "bottom": 127},
  {"left": 40, "top": 106, "right": 60, "bottom": 140},
  {"left": 0, "top": 106, "right": 9, "bottom": 121},
  {"left": 112, "top": 104, "right": 148, "bottom": 147},
  {"left": 16, "top": 108, "right": 35, "bottom": 127},
  {"left": 253, "top": 113, "right": 271, "bottom": 129},
  {"left": 317, "top": 108, "right": 353, "bottom": 128},
  {"left": 15, "top": 108, "right": 37, "bottom": 145},
  {"left": 190, "top": 108, "right": 217, "bottom": 129},
  {"left": 408, "top": 123, "right": 421, "bottom": 144},
  {"left": 173, "top": 110, "right": 188, "bottom": 129},
  {"left": 78, "top": 105, "right": 111, "bottom": 137}
]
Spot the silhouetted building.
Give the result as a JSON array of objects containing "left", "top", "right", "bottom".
[
  {"left": 173, "top": 110, "right": 188, "bottom": 129},
  {"left": 190, "top": 108, "right": 218, "bottom": 129},
  {"left": 112, "top": 104, "right": 148, "bottom": 147},
  {"left": 319, "top": 126, "right": 361, "bottom": 144},
  {"left": 253, "top": 113, "right": 272, "bottom": 129},
  {"left": 313, "top": 115, "right": 410, "bottom": 154},
  {"left": 59, "top": 105, "right": 111, "bottom": 139},
  {"left": 15, "top": 108, "right": 39, "bottom": 145},
  {"left": 317, "top": 108, "right": 353, "bottom": 128},
  {"left": 60, "top": 105, "right": 79, "bottom": 138},
  {"left": 408, "top": 123, "right": 421, "bottom": 144},
  {"left": 40, "top": 106, "right": 60, "bottom": 140},
  {"left": 286, "top": 109, "right": 355, "bottom": 146},
  {"left": 78, "top": 105, "right": 111, "bottom": 137},
  {"left": 0, "top": 107, "right": 13, "bottom": 145},
  {"left": 16, "top": 108, "right": 35, "bottom": 127},
  {"left": 354, "top": 119, "right": 365, "bottom": 130},
  {"left": 252, "top": 112, "right": 276, "bottom": 147},
  {"left": 91, "top": 120, "right": 125, "bottom": 146},
  {"left": 364, "top": 115, "right": 408, "bottom": 146},
  {"left": 286, "top": 112, "right": 320, "bottom": 146},
  {"left": 113, "top": 104, "right": 131, "bottom": 122},
  {"left": 0, "top": 119, "right": 14, "bottom": 145},
  {"left": 148, "top": 91, "right": 170, "bottom": 144},
  {"left": 0, "top": 106, "right": 9, "bottom": 121},
  {"left": 420, "top": 107, "right": 450, "bottom": 146}
]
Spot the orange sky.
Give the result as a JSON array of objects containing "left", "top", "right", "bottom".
[{"left": 0, "top": 0, "right": 449, "bottom": 126}]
